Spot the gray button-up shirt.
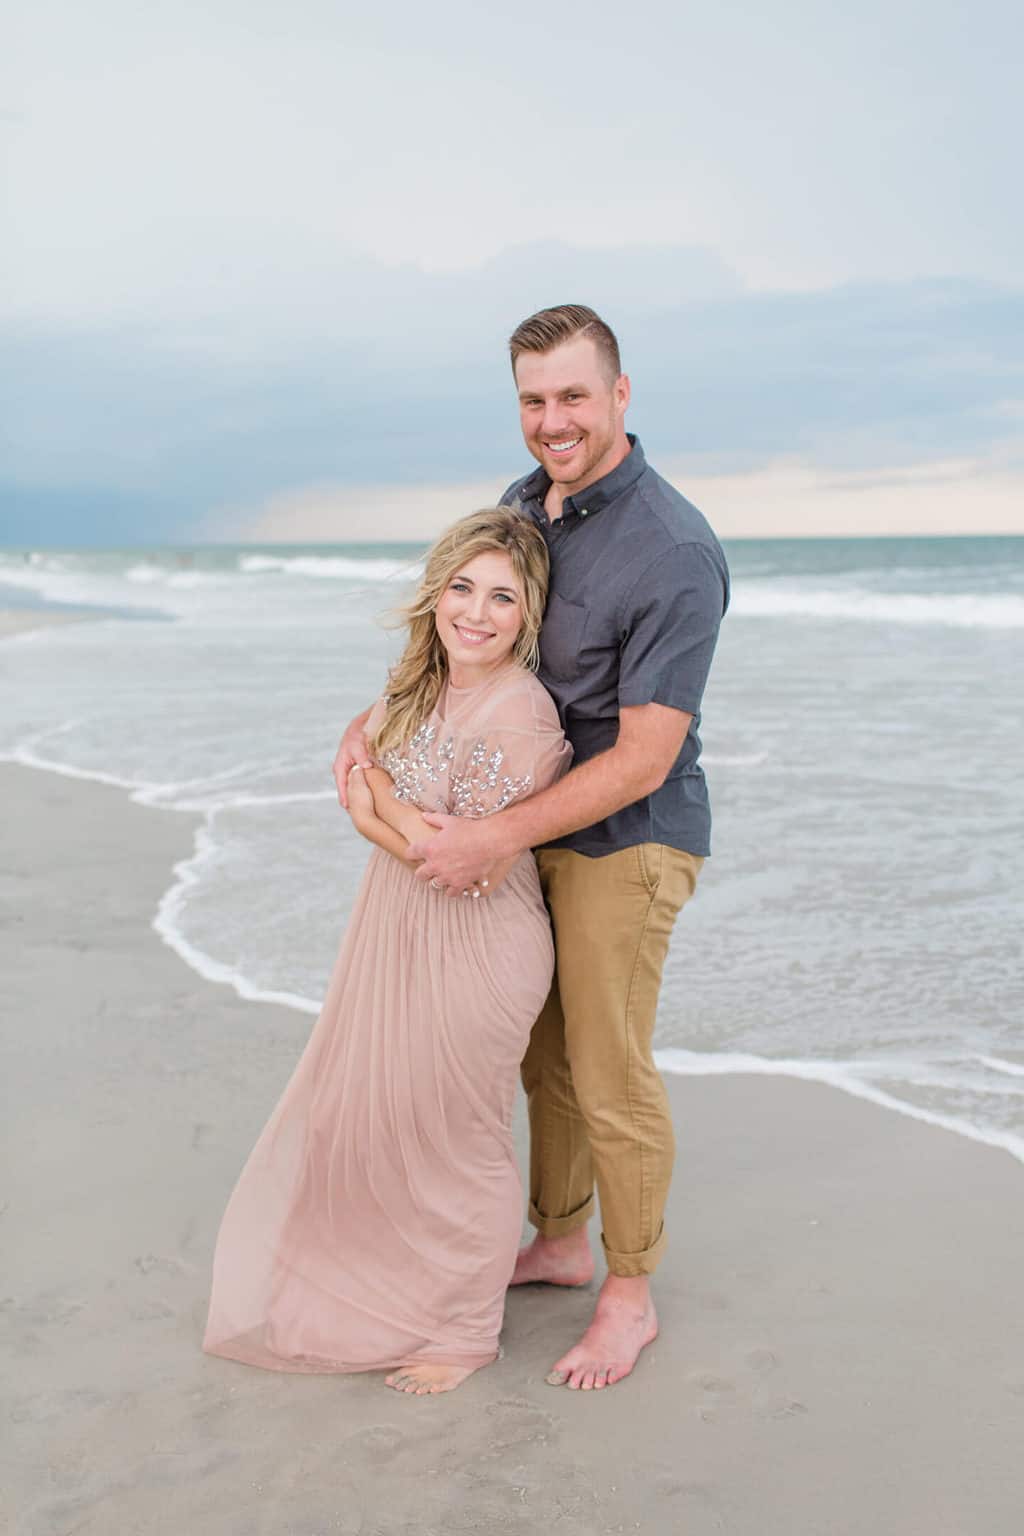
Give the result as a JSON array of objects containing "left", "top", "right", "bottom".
[{"left": 501, "top": 437, "right": 729, "bottom": 858}]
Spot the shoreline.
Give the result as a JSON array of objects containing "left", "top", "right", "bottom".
[
  {"left": 5, "top": 742, "right": 1024, "bottom": 1168},
  {"left": 0, "top": 605, "right": 105, "bottom": 638},
  {"left": 4, "top": 758, "right": 1024, "bottom": 1534}
]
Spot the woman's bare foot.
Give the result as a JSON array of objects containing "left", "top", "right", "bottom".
[
  {"left": 509, "top": 1230, "right": 595, "bottom": 1287},
  {"left": 545, "top": 1275, "right": 658, "bottom": 1390},
  {"left": 383, "top": 1360, "right": 488, "bottom": 1395}
]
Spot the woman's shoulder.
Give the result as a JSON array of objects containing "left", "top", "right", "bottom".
[{"left": 475, "top": 665, "right": 562, "bottom": 733}]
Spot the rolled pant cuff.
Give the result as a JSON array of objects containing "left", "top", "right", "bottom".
[
  {"left": 601, "top": 1224, "right": 667, "bottom": 1278},
  {"left": 528, "top": 1194, "right": 595, "bottom": 1238}
]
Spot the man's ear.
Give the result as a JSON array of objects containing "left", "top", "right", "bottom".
[{"left": 615, "top": 372, "right": 631, "bottom": 415}]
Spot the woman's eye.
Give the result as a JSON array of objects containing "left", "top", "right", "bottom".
[
  {"left": 495, "top": 593, "right": 515, "bottom": 604},
  {"left": 451, "top": 582, "right": 470, "bottom": 592}
]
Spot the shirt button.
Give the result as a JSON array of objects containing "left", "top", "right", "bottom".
[{"left": 580, "top": 508, "right": 588, "bottom": 517}]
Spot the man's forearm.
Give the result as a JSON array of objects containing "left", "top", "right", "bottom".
[{"left": 491, "top": 744, "right": 654, "bottom": 859}]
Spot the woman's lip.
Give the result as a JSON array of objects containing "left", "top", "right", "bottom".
[{"left": 453, "top": 623, "right": 495, "bottom": 643}]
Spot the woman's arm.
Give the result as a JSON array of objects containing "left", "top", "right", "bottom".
[
  {"left": 362, "top": 766, "right": 519, "bottom": 892},
  {"left": 346, "top": 767, "right": 417, "bottom": 864},
  {"left": 362, "top": 767, "right": 439, "bottom": 845}
]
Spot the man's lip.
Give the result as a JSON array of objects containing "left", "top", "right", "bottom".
[{"left": 544, "top": 436, "right": 582, "bottom": 454}]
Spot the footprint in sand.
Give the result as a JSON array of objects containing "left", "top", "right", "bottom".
[
  {"left": 690, "top": 1371, "right": 736, "bottom": 1396},
  {"left": 745, "top": 1346, "right": 780, "bottom": 1374},
  {"left": 341, "top": 1425, "right": 408, "bottom": 1464},
  {"left": 133, "top": 1253, "right": 187, "bottom": 1278},
  {"left": 483, "top": 1398, "right": 555, "bottom": 1452},
  {"left": 764, "top": 1398, "right": 808, "bottom": 1419}
]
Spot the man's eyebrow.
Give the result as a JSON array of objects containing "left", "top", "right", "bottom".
[{"left": 517, "top": 382, "right": 589, "bottom": 400}]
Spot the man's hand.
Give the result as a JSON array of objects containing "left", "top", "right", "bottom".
[
  {"left": 408, "top": 813, "right": 505, "bottom": 895},
  {"left": 332, "top": 711, "right": 373, "bottom": 809}
]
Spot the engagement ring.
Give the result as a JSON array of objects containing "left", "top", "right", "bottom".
[{"left": 430, "top": 877, "right": 444, "bottom": 891}]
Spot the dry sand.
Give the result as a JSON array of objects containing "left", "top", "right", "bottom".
[{"left": 2, "top": 761, "right": 1023, "bottom": 1536}]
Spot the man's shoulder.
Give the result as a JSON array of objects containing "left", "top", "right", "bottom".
[{"left": 631, "top": 462, "right": 724, "bottom": 559}]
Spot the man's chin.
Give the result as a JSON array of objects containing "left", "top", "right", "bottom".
[{"left": 544, "top": 455, "right": 588, "bottom": 485}]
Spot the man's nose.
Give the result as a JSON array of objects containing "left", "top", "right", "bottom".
[{"left": 541, "top": 400, "right": 569, "bottom": 435}]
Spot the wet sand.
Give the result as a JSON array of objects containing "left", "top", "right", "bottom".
[
  {"left": 0, "top": 607, "right": 101, "bottom": 639},
  {"left": 3, "top": 761, "right": 1022, "bottom": 1536}
]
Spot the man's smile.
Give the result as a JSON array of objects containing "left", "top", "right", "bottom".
[{"left": 545, "top": 437, "right": 582, "bottom": 455}]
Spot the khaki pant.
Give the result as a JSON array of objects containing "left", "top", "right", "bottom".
[{"left": 522, "top": 844, "right": 702, "bottom": 1277}]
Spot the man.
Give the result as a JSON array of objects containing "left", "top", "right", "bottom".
[{"left": 334, "top": 304, "right": 729, "bottom": 1391}]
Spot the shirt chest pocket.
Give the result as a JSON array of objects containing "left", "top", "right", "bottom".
[{"left": 539, "top": 591, "right": 587, "bottom": 683}]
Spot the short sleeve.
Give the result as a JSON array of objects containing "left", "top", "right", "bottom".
[
  {"left": 449, "top": 679, "right": 572, "bottom": 818},
  {"left": 617, "top": 543, "right": 728, "bottom": 716}
]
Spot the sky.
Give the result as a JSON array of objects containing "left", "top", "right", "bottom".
[{"left": 2, "top": 0, "right": 1022, "bottom": 543}]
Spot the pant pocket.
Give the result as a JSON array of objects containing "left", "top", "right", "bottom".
[{"left": 635, "top": 842, "right": 662, "bottom": 897}]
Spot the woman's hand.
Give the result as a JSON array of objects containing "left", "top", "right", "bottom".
[
  {"left": 333, "top": 709, "right": 373, "bottom": 808},
  {"left": 345, "top": 765, "right": 377, "bottom": 834}
]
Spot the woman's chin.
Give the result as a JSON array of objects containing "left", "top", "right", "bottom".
[{"left": 445, "top": 646, "right": 517, "bottom": 680}]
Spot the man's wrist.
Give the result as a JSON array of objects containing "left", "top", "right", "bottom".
[{"left": 490, "top": 804, "right": 530, "bottom": 862}]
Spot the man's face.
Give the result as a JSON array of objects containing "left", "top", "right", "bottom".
[{"left": 514, "top": 336, "right": 630, "bottom": 495}]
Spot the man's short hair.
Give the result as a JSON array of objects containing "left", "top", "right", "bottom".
[{"left": 509, "top": 304, "right": 622, "bottom": 382}]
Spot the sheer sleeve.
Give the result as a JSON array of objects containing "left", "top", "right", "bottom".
[{"left": 449, "top": 674, "right": 572, "bottom": 819}]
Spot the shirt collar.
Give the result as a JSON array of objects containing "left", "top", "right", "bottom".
[{"left": 518, "top": 435, "right": 647, "bottom": 522}]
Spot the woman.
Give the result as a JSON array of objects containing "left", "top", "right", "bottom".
[{"left": 203, "top": 508, "right": 571, "bottom": 1395}]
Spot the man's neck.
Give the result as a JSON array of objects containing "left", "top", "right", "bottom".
[
  {"left": 544, "top": 481, "right": 568, "bottom": 522},
  {"left": 541, "top": 436, "right": 632, "bottom": 523}
]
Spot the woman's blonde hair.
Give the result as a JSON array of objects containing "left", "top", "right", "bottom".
[{"left": 370, "top": 506, "right": 550, "bottom": 758}]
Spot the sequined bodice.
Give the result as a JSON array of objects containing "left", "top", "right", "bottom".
[{"left": 381, "top": 720, "right": 533, "bottom": 818}]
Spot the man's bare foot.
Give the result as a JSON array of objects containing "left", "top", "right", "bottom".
[
  {"left": 509, "top": 1229, "right": 595, "bottom": 1288},
  {"left": 383, "top": 1359, "right": 490, "bottom": 1395},
  {"left": 545, "top": 1274, "right": 658, "bottom": 1390}
]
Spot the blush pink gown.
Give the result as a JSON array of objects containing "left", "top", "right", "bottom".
[{"left": 203, "top": 664, "right": 571, "bottom": 1373}]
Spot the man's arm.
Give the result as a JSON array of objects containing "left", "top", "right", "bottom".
[{"left": 408, "top": 701, "right": 691, "bottom": 889}]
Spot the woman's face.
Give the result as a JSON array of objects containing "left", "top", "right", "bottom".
[{"left": 434, "top": 549, "right": 525, "bottom": 681}]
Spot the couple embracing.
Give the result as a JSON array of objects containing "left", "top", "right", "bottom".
[{"left": 203, "top": 304, "right": 730, "bottom": 1394}]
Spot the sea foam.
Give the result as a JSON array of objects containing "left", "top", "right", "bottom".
[{"left": 734, "top": 584, "right": 1024, "bottom": 629}]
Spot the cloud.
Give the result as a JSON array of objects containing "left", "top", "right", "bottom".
[
  {"left": 2, "top": 254, "right": 1022, "bottom": 544},
  {"left": 218, "top": 455, "right": 1024, "bottom": 544}
]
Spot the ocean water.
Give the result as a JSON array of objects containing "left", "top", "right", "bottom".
[{"left": 2, "top": 536, "right": 1023, "bottom": 1163}]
